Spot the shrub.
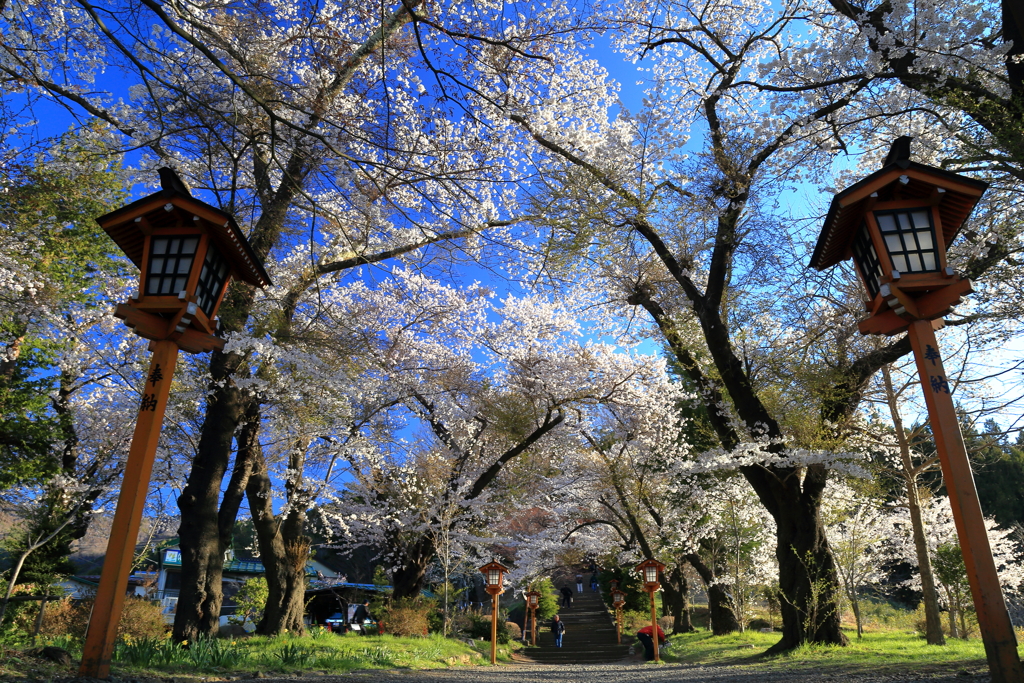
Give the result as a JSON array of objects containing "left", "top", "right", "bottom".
[
  {"left": 622, "top": 609, "right": 653, "bottom": 633},
  {"left": 381, "top": 597, "right": 431, "bottom": 637},
  {"left": 533, "top": 578, "right": 560, "bottom": 621},
  {"left": 38, "top": 597, "right": 87, "bottom": 639},
  {"left": 464, "top": 613, "right": 513, "bottom": 643},
  {"left": 119, "top": 597, "right": 167, "bottom": 641},
  {"left": 505, "top": 621, "right": 521, "bottom": 640},
  {"left": 40, "top": 596, "right": 165, "bottom": 641},
  {"left": 229, "top": 577, "right": 268, "bottom": 630}
]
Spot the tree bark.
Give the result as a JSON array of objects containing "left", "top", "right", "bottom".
[
  {"left": 849, "top": 588, "right": 863, "bottom": 638},
  {"left": 661, "top": 564, "right": 694, "bottom": 634},
  {"left": 884, "top": 366, "right": 945, "bottom": 645},
  {"left": 245, "top": 429, "right": 309, "bottom": 635},
  {"left": 906, "top": 476, "right": 946, "bottom": 645},
  {"left": 390, "top": 536, "right": 435, "bottom": 600},
  {"left": 685, "top": 552, "right": 739, "bottom": 635},
  {"left": 762, "top": 470, "right": 847, "bottom": 653},
  {"left": 172, "top": 348, "right": 249, "bottom": 643}
]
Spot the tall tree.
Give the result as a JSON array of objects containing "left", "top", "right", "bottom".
[
  {"left": 0, "top": 127, "right": 138, "bottom": 584},
  {"left": 1, "top": 0, "right": 610, "bottom": 640}
]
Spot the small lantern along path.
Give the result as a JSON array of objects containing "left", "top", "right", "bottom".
[
  {"left": 480, "top": 561, "right": 509, "bottom": 665},
  {"left": 636, "top": 558, "right": 666, "bottom": 663}
]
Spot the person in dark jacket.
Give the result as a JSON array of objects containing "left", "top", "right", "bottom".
[
  {"left": 560, "top": 585, "right": 573, "bottom": 608},
  {"left": 636, "top": 624, "right": 665, "bottom": 660},
  {"left": 552, "top": 614, "right": 566, "bottom": 647}
]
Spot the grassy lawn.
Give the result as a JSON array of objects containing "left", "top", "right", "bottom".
[
  {"left": 660, "top": 628, "right": 1015, "bottom": 677},
  {"left": 0, "top": 630, "right": 520, "bottom": 680}
]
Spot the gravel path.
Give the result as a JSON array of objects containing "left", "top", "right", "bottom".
[{"left": 228, "top": 660, "right": 990, "bottom": 683}]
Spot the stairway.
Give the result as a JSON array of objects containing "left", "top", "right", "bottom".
[{"left": 522, "top": 586, "right": 632, "bottom": 664}]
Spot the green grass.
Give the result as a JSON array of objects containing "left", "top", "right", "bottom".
[
  {"left": 660, "top": 628, "right": 1011, "bottom": 677},
  {"left": 0, "top": 631, "right": 497, "bottom": 680}
]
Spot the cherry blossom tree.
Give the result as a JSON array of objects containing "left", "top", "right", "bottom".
[
  {"left": 889, "top": 496, "right": 1024, "bottom": 639},
  {"left": 315, "top": 282, "right": 675, "bottom": 601},
  {"left": 505, "top": 0, "right": 888, "bottom": 649},
  {"left": 822, "top": 481, "right": 898, "bottom": 638},
  {"left": 1, "top": 0, "right": 618, "bottom": 640}
]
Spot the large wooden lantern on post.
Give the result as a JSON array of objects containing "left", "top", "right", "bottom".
[
  {"left": 526, "top": 588, "right": 540, "bottom": 646},
  {"left": 78, "top": 169, "right": 271, "bottom": 678},
  {"left": 810, "top": 138, "right": 1022, "bottom": 683},
  {"left": 610, "top": 581, "right": 626, "bottom": 644},
  {"left": 479, "top": 560, "right": 508, "bottom": 665},
  {"left": 635, "top": 558, "right": 665, "bottom": 663}
]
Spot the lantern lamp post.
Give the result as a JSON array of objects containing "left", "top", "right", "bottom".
[
  {"left": 479, "top": 560, "right": 508, "bottom": 664},
  {"left": 611, "top": 586, "right": 626, "bottom": 644},
  {"left": 78, "top": 169, "right": 271, "bottom": 678},
  {"left": 635, "top": 559, "right": 665, "bottom": 662},
  {"left": 810, "top": 138, "right": 1022, "bottom": 683},
  {"left": 526, "top": 589, "right": 540, "bottom": 646}
]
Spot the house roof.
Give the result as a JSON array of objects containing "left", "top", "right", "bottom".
[{"left": 161, "top": 548, "right": 315, "bottom": 576}]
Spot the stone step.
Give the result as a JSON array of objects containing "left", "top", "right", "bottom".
[{"left": 517, "top": 577, "right": 630, "bottom": 665}]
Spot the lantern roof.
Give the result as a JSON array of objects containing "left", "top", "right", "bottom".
[
  {"left": 635, "top": 558, "right": 666, "bottom": 571},
  {"left": 809, "top": 139, "right": 988, "bottom": 271},
  {"left": 97, "top": 181, "right": 272, "bottom": 289},
  {"left": 479, "top": 560, "right": 509, "bottom": 574}
]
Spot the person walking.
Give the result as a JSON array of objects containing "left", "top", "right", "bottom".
[
  {"left": 590, "top": 573, "right": 599, "bottom": 592},
  {"left": 575, "top": 573, "right": 584, "bottom": 593},
  {"left": 552, "top": 614, "right": 566, "bottom": 648},
  {"left": 560, "top": 585, "right": 573, "bottom": 608},
  {"left": 636, "top": 624, "right": 665, "bottom": 660}
]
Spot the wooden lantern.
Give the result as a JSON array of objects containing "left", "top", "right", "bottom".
[
  {"left": 809, "top": 139, "right": 1022, "bottom": 683},
  {"left": 479, "top": 560, "right": 509, "bottom": 664},
  {"left": 98, "top": 168, "right": 271, "bottom": 353},
  {"left": 635, "top": 558, "right": 665, "bottom": 591},
  {"left": 79, "top": 169, "right": 271, "bottom": 679},
  {"left": 479, "top": 560, "right": 508, "bottom": 596},
  {"left": 810, "top": 137, "right": 987, "bottom": 336}
]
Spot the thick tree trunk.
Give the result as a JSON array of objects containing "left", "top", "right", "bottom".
[
  {"left": 677, "top": 573, "right": 694, "bottom": 634},
  {"left": 391, "top": 536, "right": 434, "bottom": 600},
  {"left": 172, "top": 350, "right": 248, "bottom": 644},
  {"left": 635, "top": 293, "right": 847, "bottom": 651},
  {"left": 661, "top": 565, "right": 694, "bottom": 634},
  {"left": 686, "top": 552, "right": 739, "bottom": 635},
  {"left": 762, "top": 468, "right": 847, "bottom": 653},
  {"left": 245, "top": 429, "right": 309, "bottom": 635}
]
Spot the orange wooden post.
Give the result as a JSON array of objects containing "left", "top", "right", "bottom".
[
  {"left": 907, "top": 320, "right": 1023, "bottom": 683},
  {"left": 531, "top": 605, "right": 537, "bottom": 647},
  {"left": 649, "top": 589, "right": 660, "bottom": 663},
  {"left": 490, "top": 592, "right": 498, "bottom": 665},
  {"left": 79, "top": 340, "right": 179, "bottom": 677}
]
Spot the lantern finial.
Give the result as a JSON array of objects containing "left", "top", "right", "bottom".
[
  {"left": 158, "top": 167, "right": 192, "bottom": 196},
  {"left": 883, "top": 136, "right": 913, "bottom": 169}
]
